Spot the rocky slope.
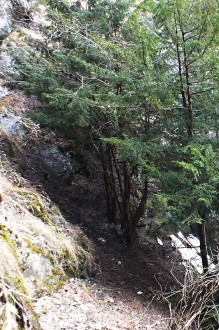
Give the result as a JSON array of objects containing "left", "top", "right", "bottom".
[{"left": 0, "top": 84, "right": 94, "bottom": 327}]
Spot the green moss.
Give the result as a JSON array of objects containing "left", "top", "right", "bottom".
[
  {"left": 23, "top": 238, "right": 56, "bottom": 265},
  {"left": 0, "top": 224, "right": 18, "bottom": 259},
  {"left": 59, "top": 217, "right": 68, "bottom": 226},
  {"left": 50, "top": 203, "right": 61, "bottom": 215},
  {"left": 15, "top": 276, "right": 30, "bottom": 296},
  {"left": 60, "top": 246, "right": 79, "bottom": 276},
  {"left": 23, "top": 238, "right": 46, "bottom": 256},
  {"left": 36, "top": 267, "right": 68, "bottom": 297},
  {"left": 0, "top": 226, "right": 31, "bottom": 298},
  {"left": 18, "top": 191, "right": 50, "bottom": 223},
  {"left": 30, "top": 200, "right": 50, "bottom": 223}
]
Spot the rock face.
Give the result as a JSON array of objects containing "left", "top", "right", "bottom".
[
  {"left": 39, "top": 146, "right": 73, "bottom": 183},
  {"left": 23, "top": 254, "right": 52, "bottom": 295},
  {"left": 0, "top": 1, "right": 12, "bottom": 44},
  {"left": 0, "top": 113, "right": 28, "bottom": 141},
  {"left": 0, "top": 0, "right": 33, "bottom": 44}
]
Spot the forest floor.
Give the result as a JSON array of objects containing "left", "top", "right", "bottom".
[
  {"left": 32, "top": 166, "right": 179, "bottom": 330},
  {"left": 0, "top": 92, "right": 185, "bottom": 330},
  {"left": 31, "top": 168, "right": 176, "bottom": 330}
]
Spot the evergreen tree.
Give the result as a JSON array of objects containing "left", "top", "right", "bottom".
[
  {"left": 12, "top": 0, "right": 219, "bottom": 267},
  {"left": 13, "top": 0, "right": 164, "bottom": 245},
  {"left": 152, "top": 0, "right": 219, "bottom": 271}
]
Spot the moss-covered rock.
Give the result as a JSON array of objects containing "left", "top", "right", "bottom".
[{"left": 0, "top": 175, "right": 94, "bottom": 329}]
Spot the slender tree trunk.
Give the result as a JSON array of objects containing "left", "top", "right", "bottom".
[
  {"left": 99, "top": 144, "right": 120, "bottom": 225},
  {"left": 123, "top": 160, "right": 133, "bottom": 245},
  {"left": 108, "top": 145, "right": 121, "bottom": 225},
  {"left": 174, "top": 12, "right": 187, "bottom": 111},
  {"left": 99, "top": 145, "right": 114, "bottom": 222},
  {"left": 181, "top": 29, "right": 193, "bottom": 138},
  {"left": 198, "top": 206, "right": 209, "bottom": 273},
  {"left": 197, "top": 222, "right": 209, "bottom": 273},
  {"left": 133, "top": 180, "right": 148, "bottom": 226},
  {"left": 174, "top": 11, "right": 209, "bottom": 273}
]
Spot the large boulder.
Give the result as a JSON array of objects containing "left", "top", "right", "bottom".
[
  {"left": 39, "top": 145, "right": 73, "bottom": 183},
  {"left": 0, "top": 113, "right": 28, "bottom": 141}
]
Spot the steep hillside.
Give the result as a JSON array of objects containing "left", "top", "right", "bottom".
[
  {"left": 0, "top": 2, "right": 200, "bottom": 330},
  {"left": 0, "top": 85, "right": 176, "bottom": 329},
  {"left": 0, "top": 114, "right": 94, "bottom": 329}
]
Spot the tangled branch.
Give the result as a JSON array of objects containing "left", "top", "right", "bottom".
[{"left": 168, "top": 265, "right": 219, "bottom": 330}]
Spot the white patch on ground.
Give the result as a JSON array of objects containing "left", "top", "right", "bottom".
[
  {"left": 157, "top": 238, "right": 163, "bottom": 246},
  {"left": 0, "top": 85, "right": 11, "bottom": 98}
]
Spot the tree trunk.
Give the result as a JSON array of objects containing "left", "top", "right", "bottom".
[
  {"left": 123, "top": 160, "right": 133, "bottom": 245},
  {"left": 197, "top": 220, "right": 209, "bottom": 273},
  {"left": 133, "top": 180, "right": 148, "bottom": 226},
  {"left": 99, "top": 144, "right": 120, "bottom": 225}
]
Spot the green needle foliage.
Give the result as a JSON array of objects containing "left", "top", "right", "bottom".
[
  {"left": 11, "top": 0, "right": 219, "bottom": 264},
  {"left": 12, "top": 0, "right": 165, "bottom": 245}
]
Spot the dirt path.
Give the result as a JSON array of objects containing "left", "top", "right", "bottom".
[
  {"left": 24, "top": 148, "right": 180, "bottom": 330},
  {"left": 34, "top": 278, "right": 169, "bottom": 330}
]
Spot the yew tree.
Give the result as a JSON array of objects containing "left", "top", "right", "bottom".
[
  {"left": 12, "top": 0, "right": 219, "bottom": 264},
  {"left": 153, "top": 0, "right": 219, "bottom": 271},
  {"left": 13, "top": 0, "right": 164, "bottom": 245}
]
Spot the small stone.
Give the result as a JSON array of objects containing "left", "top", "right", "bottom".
[
  {"left": 98, "top": 237, "right": 106, "bottom": 244},
  {"left": 105, "top": 296, "right": 114, "bottom": 304},
  {"left": 94, "top": 322, "right": 102, "bottom": 330}
]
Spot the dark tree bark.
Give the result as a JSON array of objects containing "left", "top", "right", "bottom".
[
  {"left": 197, "top": 207, "right": 209, "bottom": 273},
  {"left": 122, "top": 160, "right": 133, "bottom": 245}
]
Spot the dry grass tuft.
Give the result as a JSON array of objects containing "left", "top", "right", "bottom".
[
  {"left": 163, "top": 265, "right": 219, "bottom": 330},
  {"left": 0, "top": 279, "right": 34, "bottom": 330}
]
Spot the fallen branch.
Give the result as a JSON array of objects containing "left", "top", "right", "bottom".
[{"left": 166, "top": 264, "right": 219, "bottom": 329}]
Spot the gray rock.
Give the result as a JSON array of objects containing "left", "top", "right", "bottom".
[
  {"left": 0, "top": 0, "right": 35, "bottom": 44},
  {"left": 0, "top": 54, "right": 15, "bottom": 78},
  {"left": 24, "top": 253, "right": 52, "bottom": 280},
  {"left": 0, "top": 1, "right": 12, "bottom": 44},
  {"left": 39, "top": 146, "right": 73, "bottom": 183},
  {"left": 0, "top": 114, "right": 28, "bottom": 141},
  {"left": 0, "top": 85, "right": 11, "bottom": 98}
]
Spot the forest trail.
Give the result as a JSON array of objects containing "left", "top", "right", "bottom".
[
  {"left": 15, "top": 114, "right": 181, "bottom": 329},
  {"left": 0, "top": 0, "right": 218, "bottom": 327},
  {"left": 31, "top": 172, "right": 171, "bottom": 330},
  {"left": 31, "top": 169, "right": 172, "bottom": 330},
  {"left": 0, "top": 90, "right": 183, "bottom": 329}
]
